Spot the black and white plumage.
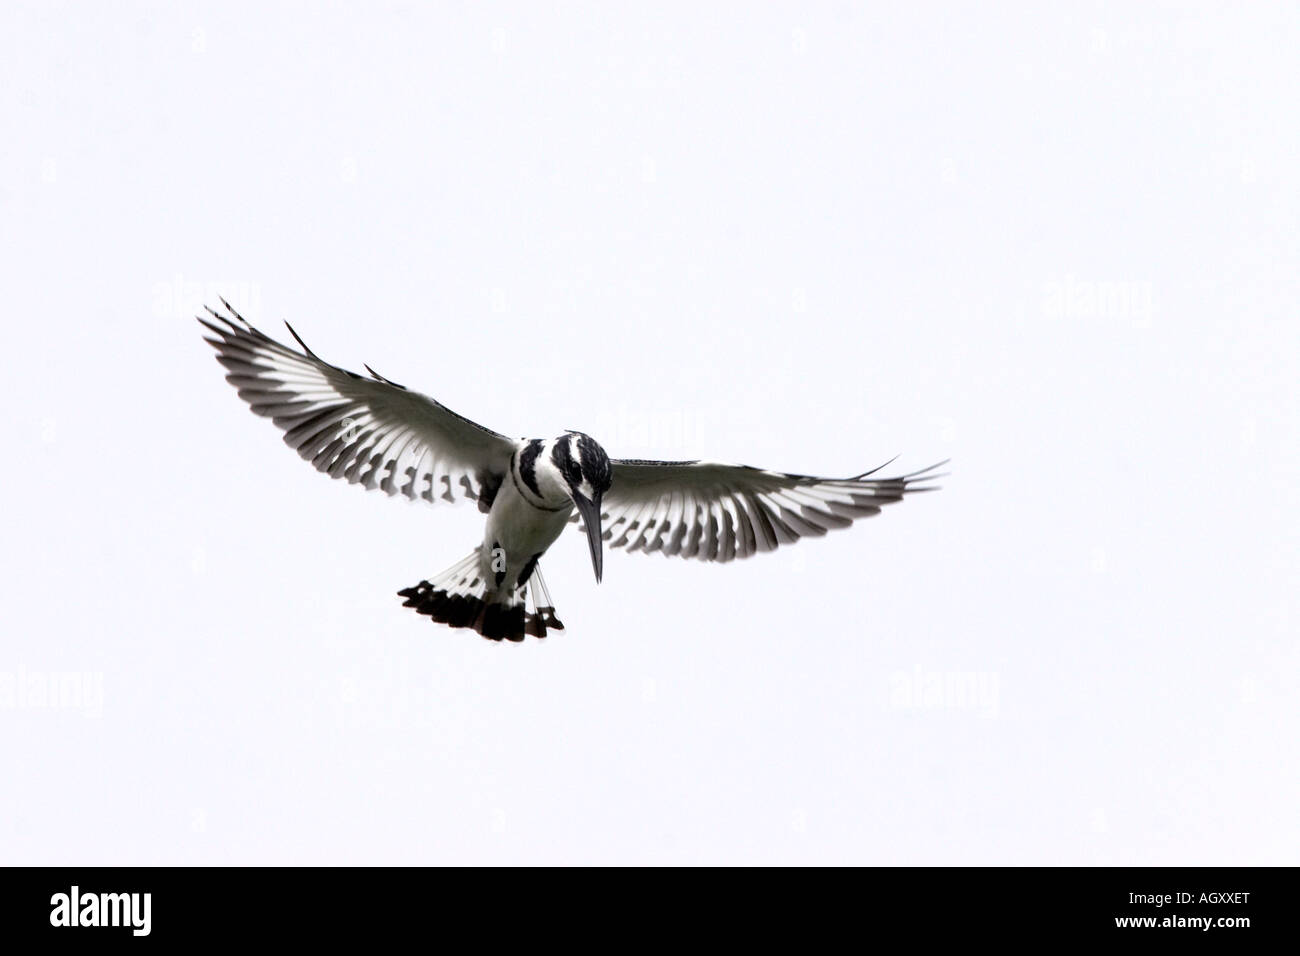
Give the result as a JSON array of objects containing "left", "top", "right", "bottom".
[
  {"left": 577, "top": 458, "right": 944, "bottom": 563},
  {"left": 199, "top": 301, "right": 945, "bottom": 642}
]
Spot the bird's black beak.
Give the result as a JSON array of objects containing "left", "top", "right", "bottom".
[{"left": 573, "top": 493, "right": 604, "bottom": 583}]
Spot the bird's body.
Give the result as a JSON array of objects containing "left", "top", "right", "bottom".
[
  {"left": 482, "top": 434, "right": 610, "bottom": 581},
  {"left": 483, "top": 442, "right": 574, "bottom": 584},
  {"left": 199, "top": 301, "right": 944, "bottom": 642},
  {"left": 395, "top": 432, "right": 614, "bottom": 638}
]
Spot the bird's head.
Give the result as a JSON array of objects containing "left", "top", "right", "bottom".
[{"left": 553, "top": 431, "right": 612, "bottom": 583}]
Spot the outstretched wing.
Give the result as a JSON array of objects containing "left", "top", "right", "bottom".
[
  {"left": 575, "top": 457, "right": 945, "bottom": 562},
  {"left": 199, "top": 300, "right": 516, "bottom": 510}
]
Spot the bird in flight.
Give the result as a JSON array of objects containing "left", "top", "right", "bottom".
[{"left": 199, "top": 301, "right": 945, "bottom": 642}]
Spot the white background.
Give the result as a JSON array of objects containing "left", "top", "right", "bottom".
[{"left": 2, "top": 2, "right": 1296, "bottom": 865}]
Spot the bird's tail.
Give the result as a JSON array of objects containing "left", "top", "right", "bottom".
[{"left": 397, "top": 548, "right": 564, "bottom": 642}]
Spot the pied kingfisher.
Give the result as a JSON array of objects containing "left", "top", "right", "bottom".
[{"left": 200, "top": 301, "right": 945, "bottom": 642}]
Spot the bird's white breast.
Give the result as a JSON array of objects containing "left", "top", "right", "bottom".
[{"left": 483, "top": 471, "right": 574, "bottom": 573}]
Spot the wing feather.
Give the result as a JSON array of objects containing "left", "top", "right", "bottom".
[
  {"left": 573, "top": 457, "right": 944, "bottom": 563},
  {"left": 199, "top": 301, "right": 515, "bottom": 509}
]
